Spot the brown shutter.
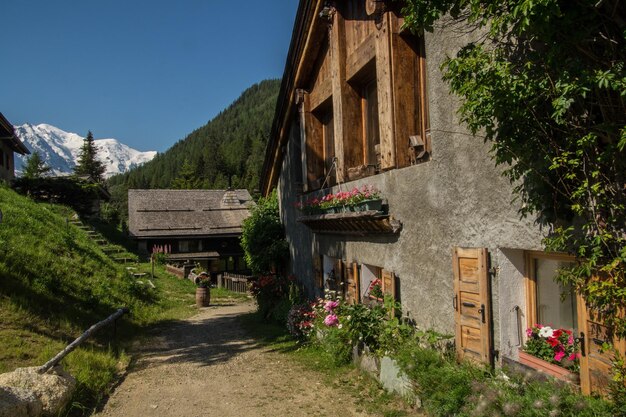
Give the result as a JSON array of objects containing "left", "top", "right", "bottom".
[
  {"left": 302, "top": 94, "right": 324, "bottom": 190},
  {"left": 314, "top": 255, "right": 323, "bottom": 290},
  {"left": 453, "top": 247, "right": 492, "bottom": 366},
  {"left": 345, "top": 262, "right": 360, "bottom": 305},
  {"left": 577, "top": 292, "right": 626, "bottom": 395},
  {"left": 381, "top": 269, "right": 396, "bottom": 316},
  {"left": 381, "top": 269, "right": 395, "bottom": 299}
]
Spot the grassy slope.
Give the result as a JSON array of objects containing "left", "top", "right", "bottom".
[{"left": 0, "top": 185, "right": 220, "bottom": 414}]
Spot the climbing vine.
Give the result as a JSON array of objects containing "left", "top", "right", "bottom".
[{"left": 398, "top": 0, "right": 625, "bottom": 337}]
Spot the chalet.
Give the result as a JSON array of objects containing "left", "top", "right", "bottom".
[
  {"left": 128, "top": 189, "right": 253, "bottom": 278},
  {"left": 260, "top": 0, "right": 622, "bottom": 395},
  {"left": 0, "top": 112, "right": 30, "bottom": 182}
]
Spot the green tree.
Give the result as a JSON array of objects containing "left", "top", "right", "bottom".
[
  {"left": 398, "top": 0, "right": 626, "bottom": 389},
  {"left": 240, "top": 190, "right": 289, "bottom": 275},
  {"left": 74, "top": 130, "right": 106, "bottom": 182},
  {"left": 170, "top": 158, "right": 202, "bottom": 189},
  {"left": 22, "top": 151, "right": 51, "bottom": 179}
]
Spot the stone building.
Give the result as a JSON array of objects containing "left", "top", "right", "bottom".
[
  {"left": 0, "top": 113, "right": 30, "bottom": 182},
  {"left": 128, "top": 189, "right": 253, "bottom": 278},
  {"left": 260, "top": 0, "right": 620, "bottom": 395}
]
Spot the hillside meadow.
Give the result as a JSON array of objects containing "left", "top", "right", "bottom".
[{"left": 0, "top": 185, "right": 216, "bottom": 415}]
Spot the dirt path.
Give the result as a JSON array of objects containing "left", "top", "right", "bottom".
[{"left": 94, "top": 302, "right": 375, "bottom": 417}]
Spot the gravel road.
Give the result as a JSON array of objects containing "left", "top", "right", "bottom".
[{"left": 94, "top": 302, "right": 374, "bottom": 417}]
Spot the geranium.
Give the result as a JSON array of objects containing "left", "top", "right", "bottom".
[
  {"left": 523, "top": 324, "right": 580, "bottom": 371},
  {"left": 295, "top": 185, "right": 382, "bottom": 212}
]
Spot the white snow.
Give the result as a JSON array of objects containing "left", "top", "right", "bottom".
[{"left": 13, "top": 123, "right": 157, "bottom": 178}]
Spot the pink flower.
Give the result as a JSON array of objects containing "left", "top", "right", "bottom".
[
  {"left": 324, "top": 300, "right": 339, "bottom": 312},
  {"left": 526, "top": 328, "right": 533, "bottom": 337},
  {"left": 324, "top": 314, "right": 339, "bottom": 327},
  {"left": 554, "top": 350, "right": 566, "bottom": 362},
  {"left": 567, "top": 352, "right": 580, "bottom": 361}
]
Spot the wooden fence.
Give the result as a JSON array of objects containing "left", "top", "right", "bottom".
[{"left": 221, "top": 273, "right": 253, "bottom": 293}]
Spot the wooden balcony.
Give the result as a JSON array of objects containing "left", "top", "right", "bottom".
[{"left": 297, "top": 210, "right": 402, "bottom": 236}]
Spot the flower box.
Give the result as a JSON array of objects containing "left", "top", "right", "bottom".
[
  {"left": 518, "top": 350, "right": 580, "bottom": 384},
  {"left": 355, "top": 199, "right": 383, "bottom": 212}
]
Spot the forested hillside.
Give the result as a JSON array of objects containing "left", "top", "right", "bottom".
[{"left": 107, "top": 79, "right": 280, "bottom": 211}]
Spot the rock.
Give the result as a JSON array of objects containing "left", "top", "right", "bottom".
[
  {"left": 0, "top": 366, "right": 76, "bottom": 416},
  {"left": 0, "top": 386, "right": 43, "bottom": 417},
  {"left": 379, "top": 356, "right": 417, "bottom": 403}
]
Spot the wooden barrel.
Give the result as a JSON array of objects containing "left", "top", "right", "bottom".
[{"left": 196, "top": 287, "right": 210, "bottom": 307}]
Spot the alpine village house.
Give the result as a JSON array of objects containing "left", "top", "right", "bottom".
[
  {"left": 260, "top": 0, "right": 624, "bottom": 395},
  {"left": 128, "top": 189, "right": 253, "bottom": 280},
  {"left": 0, "top": 112, "right": 30, "bottom": 182}
]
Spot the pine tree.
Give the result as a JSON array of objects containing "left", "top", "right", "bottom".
[
  {"left": 22, "top": 151, "right": 51, "bottom": 179},
  {"left": 171, "top": 159, "right": 202, "bottom": 189},
  {"left": 74, "top": 131, "right": 106, "bottom": 182}
]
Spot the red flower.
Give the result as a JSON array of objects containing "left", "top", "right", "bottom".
[{"left": 547, "top": 337, "right": 560, "bottom": 347}]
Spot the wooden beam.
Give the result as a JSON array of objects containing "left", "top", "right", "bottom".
[{"left": 375, "top": 12, "right": 396, "bottom": 170}]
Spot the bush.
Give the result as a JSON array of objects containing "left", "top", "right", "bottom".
[{"left": 240, "top": 190, "right": 289, "bottom": 275}]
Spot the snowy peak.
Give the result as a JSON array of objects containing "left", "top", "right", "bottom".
[{"left": 14, "top": 123, "right": 157, "bottom": 178}]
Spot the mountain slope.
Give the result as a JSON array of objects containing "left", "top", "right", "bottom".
[
  {"left": 107, "top": 79, "right": 280, "bottom": 194},
  {"left": 14, "top": 123, "right": 156, "bottom": 178}
]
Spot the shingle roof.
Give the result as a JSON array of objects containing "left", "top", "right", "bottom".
[{"left": 128, "top": 189, "right": 254, "bottom": 238}]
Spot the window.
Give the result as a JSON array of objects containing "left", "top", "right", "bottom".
[
  {"left": 362, "top": 80, "right": 380, "bottom": 170},
  {"left": 178, "top": 240, "right": 201, "bottom": 253},
  {"left": 5, "top": 153, "right": 9, "bottom": 170},
  {"left": 526, "top": 252, "right": 577, "bottom": 332},
  {"left": 0, "top": 149, "right": 4, "bottom": 167}
]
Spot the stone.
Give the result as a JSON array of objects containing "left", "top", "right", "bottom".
[
  {"left": 379, "top": 356, "right": 416, "bottom": 403},
  {"left": 0, "top": 386, "right": 43, "bottom": 417},
  {"left": 0, "top": 366, "right": 76, "bottom": 416},
  {"left": 358, "top": 349, "right": 380, "bottom": 378}
]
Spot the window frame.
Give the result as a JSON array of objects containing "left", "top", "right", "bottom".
[{"left": 524, "top": 251, "right": 577, "bottom": 333}]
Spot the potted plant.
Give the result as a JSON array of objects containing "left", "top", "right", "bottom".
[
  {"left": 195, "top": 272, "right": 211, "bottom": 307},
  {"left": 519, "top": 324, "right": 580, "bottom": 383}
]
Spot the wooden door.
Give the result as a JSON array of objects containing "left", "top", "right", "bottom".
[
  {"left": 453, "top": 247, "right": 492, "bottom": 366},
  {"left": 577, "top": 294, "right": 626, "bottom": 395},
  {"left": 344, "top": 262, "right": 360, "bottom": 305}
]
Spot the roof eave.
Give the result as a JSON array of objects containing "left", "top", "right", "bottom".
[{"left": 260, "top": 0, "right": 325, "bottom": 196}]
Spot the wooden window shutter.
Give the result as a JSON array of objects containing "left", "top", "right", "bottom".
[
  {"left": 452, "top": 247, "right": 493, "bottom": 366},
  {"left": 314, "top": 255, "right": 323, "bottom": 290},
  {"left": 577, "top": 290, "right": 626, "bottom": 396},
  {"left": 300, "top": 94, "right": 324, "bottom": 190},
  {"left": 344, "top": 262, "right": 360, "bottom": 305},
  {"left": 381, "top": 269, "right": 396, "bottom": 299}
]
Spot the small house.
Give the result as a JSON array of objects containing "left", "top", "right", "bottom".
[
  {"left": 0, "top": 112, "right": 30, "bottom": 182},
  {"left": 128, "top": 189, "right": 253, "bottom": 278}
]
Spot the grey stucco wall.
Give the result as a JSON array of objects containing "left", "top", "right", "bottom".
[{"left": 276, "top": 20, "right": 544, "bottom": 361}]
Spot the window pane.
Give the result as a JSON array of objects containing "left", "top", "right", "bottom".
[{"left": 535, "top": 258, "right": 577, "bottom": 331}]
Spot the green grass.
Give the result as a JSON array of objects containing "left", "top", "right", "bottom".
[
  {"left": 0, "top": 185, "right": 246, "bottom": 416},
  {"left": 239, "top": 313, "right": 420, "bottom": 416}
]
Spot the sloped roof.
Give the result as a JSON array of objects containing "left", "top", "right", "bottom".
[
  {"left": 128, "top": 189, "right": 254, "bottom": 238},
  {"left": 0, "top": 112, "right": 30, "bottom": 155}
]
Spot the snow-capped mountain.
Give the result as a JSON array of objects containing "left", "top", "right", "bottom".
[{"left": 14, "top": 123, "right": 157, "bottom": 178}]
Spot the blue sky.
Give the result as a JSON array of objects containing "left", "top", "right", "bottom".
[{"left": 1, "top": 1, "right": 298, "bottom": 152}]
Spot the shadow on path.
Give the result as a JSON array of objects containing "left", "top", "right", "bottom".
[{"left": 130, "top": 304, "right": 259, "bottom": 371}]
